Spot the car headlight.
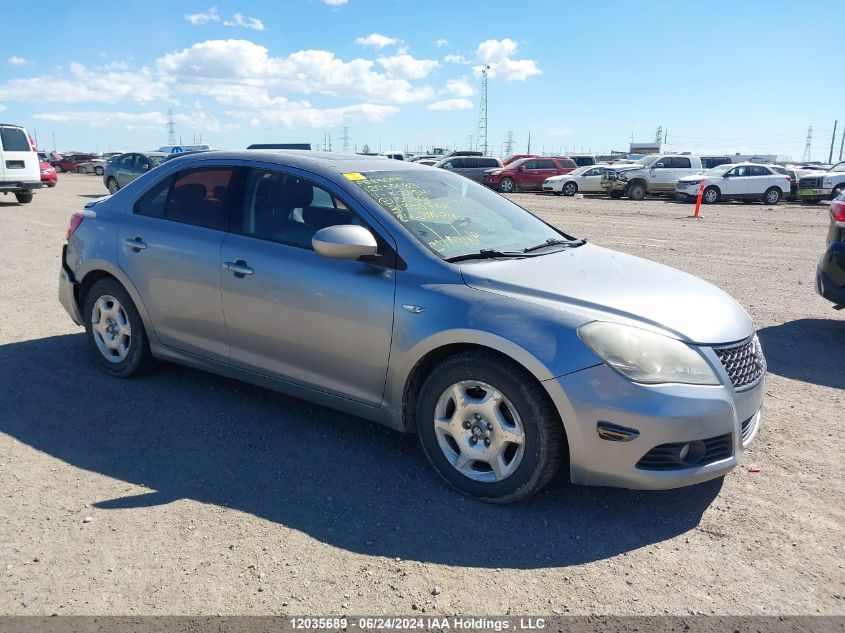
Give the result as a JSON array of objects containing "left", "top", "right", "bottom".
[
  {"left": 578, "top": 321, "right": 720, "bottom": 385},
  {"left": 617, "top": 173, "right": 628, "bottom": 181},
  {"left": 680, "top": 180, "right": 701, "bottom": 188},
  {"left": 823, "top": 178, "right": 832, "bottom": 188}
]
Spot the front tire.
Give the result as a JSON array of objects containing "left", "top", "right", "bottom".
[
  {"left": 498, "top": 177, "right": 515, "bottom": 193},
  {"left": 416, "top": 351, "right": 565, "bottom": 503},
  {"left": 54, "top": 164, "right": 63, "bottom": 173},
  {"left": 627, "top": 182, "right": 646, "bottom": 201},
  {"left": 76, "top": 166, "right": 88, "bottom": 174},
  {"left": 763, "top": 187, "right": 781, "bottom": 205},
  {"left": 83, "top": 278, "right": 156, "bottom": 378},
  {"left": 703, "top": 186, "right": 721, "bottom": 204},
  {"left": 107, "top": 178, "right": 120, "bottom": 194},
  {"left": 94, "top": 166, "right": 104, "bottom": 176},
  {"left": 562, "top": 182, "right": 577, "bottom": 196}
]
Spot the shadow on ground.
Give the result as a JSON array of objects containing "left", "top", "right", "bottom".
[
  {"left": 1, "top": 333, "right": 723, "bottom": 569},
  {"left": 758, "top": 318, "right": 845, "bottom": 389}
]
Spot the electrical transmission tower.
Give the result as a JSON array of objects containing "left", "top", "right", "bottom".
[
  {"left": 504, "top": 130, "right": 515, "bottom": 156},
  {"left": 655, "top": 126, "right": 663, "bottom": 144},
  {"left": 341, "top": 127, "right": 351, "bottom": 153},
  {"left": 476, "top": 66, "right": 490, "bottom": 155},
  {"left": 166, "top": 109, "right": 177, "bottom": 145},
  {"left": 802, "top": 126, "right": 813, "bottom": 162}
]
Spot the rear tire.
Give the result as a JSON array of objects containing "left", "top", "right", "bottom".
[
  {"left": 416, "top": 350, "right": 566, "bottom": 503},
  {"left": 94, "top": 166, "right": 104, "bottom": 176},
  {"left": 83, "top": 278, "right": 156, "bottom": 378},
  {"left": 703, "top": 186, "right": 721, "bottom": 204},
  {"left": 562, "top": 182, "right": 577, "bottom": 196},
  {"left": 14, "top": 192, "right": 33, "bottom": 204},
  {"left": 498, "top": 177, "right": 515, "bottom": 193},
  {"left": 54, "top": 164, "right": 63, "bottom": 173},
  {"left": 107, "top": 178, "right": 120, "bottom": 194},
  {"left": 763, "top": 187, "right": 781, "bottom": 205},
  {"left": 627, "top": 182, "right": 646, "bottom": 201},
  {"left": 76, "top": 166, "right": 87, "bottom": 174}
]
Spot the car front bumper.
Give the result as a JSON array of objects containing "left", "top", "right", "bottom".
[
  {"left": 542, "top": 361, "right": 764, "bottom": 490},
  {"left": 602, "top": 179, "right": 627, "bottom": 192},
  {"left": 542, "top": 180, "right": 563, "bottom": 193},
  {"left": 797, "top": 187, "right": 833, "bottom": 201}
]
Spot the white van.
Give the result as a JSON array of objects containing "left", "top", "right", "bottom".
[
  {"left": 0, "top": 124, "right": 42, "bottom": 204},
  {"left": 379, "top": 150, "right": 406, "bottom": 161}
]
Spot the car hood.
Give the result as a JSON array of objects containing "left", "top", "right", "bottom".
[{"left": 460, "top": 244, "right": 753, "bottom": 345}]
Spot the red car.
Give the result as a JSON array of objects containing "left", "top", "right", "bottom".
[
  {"left": 483, "top": 157, "right": 578, "bottom": 193},
  {"left": 52, "top": 153, "right": 98, "bottom": 173},
  {"left": 502, "top": 153, "right": 539, "bottom": 166},
  {"left": 40, "top": 161, "right": 57, "bottom": 187}
]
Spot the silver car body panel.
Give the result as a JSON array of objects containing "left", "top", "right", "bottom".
[{"left": 59, "top": 150, "right": 765, "bottom": 490}]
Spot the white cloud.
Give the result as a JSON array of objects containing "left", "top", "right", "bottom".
[
  {"left": 476, "top": 38, "right": 518, "bottom": 64},
  {"left": 0, "top": 62, "right": 167, "bottom": 104},
  {"left": 377, "top": 54, "right": 439, "bottom": 80},
  {"left": 473, "top": 38, "right": 541, "bottom": 82},
  {"left": 33, "top": 110, "right": 238, "bottom": 133},
  {"left": 443, "top": 54, "right": 470, "bottom": 65},
  {"left": 8, "top": 56, "right": 26, "bottom": 66},
  {"left": 446, "top": 78, "right": 474, "bottom": 97},
  {"left": 157, "top": 39, "right": 433, "bottom": 104},
  {"left": 427, "top": 98, "right": 472, "bottom": 111},
  {"left": 185, "top": 7, "right": 220, "bottom": 25},
  {"left": 245, "top": 101, "right": 398, "bottom": 128},
  {"left": 435, "top": 39, "right": 448, "bottom": 47},
  {"left": 223, "top": 13, "right": 266, "bottom": 31},
  {"left": 355, "top": 33, "right": 400, "bottom": 49},
  {"left": 322, "top": 0, "right": 348, "bottom": 4},
  {"left": 548, "top": 127, "right": 573, "bottom": 136}
]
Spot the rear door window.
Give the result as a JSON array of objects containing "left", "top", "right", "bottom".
[
  {"left": 535, "top": 159, "right": 556, "bottom": 169},
  {"left": 135, "top": 167, "right": 235, "bottom": 230},
  {"left": 462, "top": 158, "right": 479, "bottom": 169},
  {"left": 478, "top": 158, "right": 499, "bottom": 168},
  {"left": 0, "top": 127, "right": 31, "bottom": 151},
  {"left": 750, "top": 166, "right": 771, "bottom": 176},
  {"left": 674, "top": 157, "right": 692, "bottom": 168}
]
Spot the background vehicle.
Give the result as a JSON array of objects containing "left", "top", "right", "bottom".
[
  {"left": 53, "top": 153, "right": 98, "bottom": 173},
  {"left": 543, "top": 164, "right": 608, "bottom": 195},
  {"left": 76, "top": 159, "right": 106, "bottom": 175},
  {"left": 502, "top": 153, "right": 538, "bottom": 166},
  {"left": 103, "top": 152, "right": 167, "bottom": 193},
  {"left": 483, "top": 156, "right": 577, "bottom": 193},
  {"left": 435, "top": 155, "right": 503, "bottom": 182},
  {"left": 676, "top": 163, "right": 790, "bottom": 205},
  {"left": 602, "top": 155, "right": 703, "bottom": 200},
  {"left": 40, "top": 160, "right": 57, "bottom": 187},
  {"left": 772, "top": 164, "right": 809, "bottom": 200},
  {"left": 701, "top": 156, "right": 732, "bottom": 169},
  {"left": 797, "top": 161, "right": 845, "bottom": 203},
  {"left": 379, "top": 150, "right": 406, "bottom": 161},
  {"left": 815, "top": 192, "right": 845, "bottom": 308},
  {"left": 570, "top": 155, "right": 598, "bottom": 167},
  {"left": 0, "top": 123, "right": 42, "bottom": 204}
]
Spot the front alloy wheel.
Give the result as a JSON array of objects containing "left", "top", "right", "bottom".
[
  {"left": 498, "top": 177, "right": 515, "bottom": 193},
  {"left": 562, "top": 182, "right": 577, "bottom": 196},
  {"left": 107, "top": 178, "right": 120, "bottom": 194}
]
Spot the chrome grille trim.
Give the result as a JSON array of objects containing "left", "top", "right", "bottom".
[{"left": 712, "top": 335, "right": 765, "bottom": 390}]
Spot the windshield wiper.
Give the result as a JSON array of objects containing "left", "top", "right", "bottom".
[
  {"left": 522, "top": 237, "right": 586, "bottom": 252},
  {"left": 445, "top": 249, "right": 540, "bottom": 263}
]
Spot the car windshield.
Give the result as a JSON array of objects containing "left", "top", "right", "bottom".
[
  {"left": 705, "top": 165, "right": 732, "bottom": 176},
  {"left": 831, "top": 162, "right": 845, "bottom": 173},
  {"left": 635, "top": 156, "right": 660, "bottom": 166},
  {"left": 349, "top": 170, "right": 567, "bottom": 259},
  {"left": 568, "top": 165, "right": 593, "bottom": 176}
]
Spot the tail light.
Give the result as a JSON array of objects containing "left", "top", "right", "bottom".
[
  {"left": 830, "top": 200, "right": 845, "bottom": 226},
  {"left": 29, "top": 136, "right": 37, "bottom": 151},
  {"left": 66, "top": 213, "right": 85, "bottom": 241}
]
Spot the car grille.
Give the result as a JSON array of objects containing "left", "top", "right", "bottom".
[
  {"left": 636, "top": 433, "right": 733, "bottom": 470},
  {"left": 601, "top": 169, "right": 617, "bottom": 180},
  {"left": 713, "top": 336, "right": 765, "bottom": 390},
  {"left": 798, "top": 177, "right": 821, "bottom": 189}
]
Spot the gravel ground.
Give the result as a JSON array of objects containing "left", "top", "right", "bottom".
[{"left": 0, "top": 174, "right": 843, "bottom": 616}]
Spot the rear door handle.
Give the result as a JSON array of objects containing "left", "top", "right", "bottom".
[
  {"left": 123, "top": 237, "right": 147, "bottom": 250},
  {"left": 224, "top": 260, "right": 254, "bottom": 276}
]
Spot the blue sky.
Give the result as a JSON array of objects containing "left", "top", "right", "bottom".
[{"left": 1, "top": 0, "right": 843, "bottom": 160}]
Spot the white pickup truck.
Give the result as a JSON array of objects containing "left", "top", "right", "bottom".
[
  {"left": 601, "top": 154, "right": 703, "bottom": 200},
  {"left": 796, "top": 161, "right": 845, "bottom": 203}
]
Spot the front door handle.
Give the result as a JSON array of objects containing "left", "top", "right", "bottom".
[
  {"left": 124, "top": 237, "right": 147, "bottom": 251},
  {"left": 224, "top": 260, "right": 254, "bottom": 277}
]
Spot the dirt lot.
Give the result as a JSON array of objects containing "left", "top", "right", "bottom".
[{"left": 1, "top": 173, "right": 843, "bottom": 616}]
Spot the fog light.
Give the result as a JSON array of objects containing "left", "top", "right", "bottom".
[{"left": 678, "top": 440, "right": 706, "bottom": 465}]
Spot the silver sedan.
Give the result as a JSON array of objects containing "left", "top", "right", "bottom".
[{"left": 59, "top": 151, "right": 765, "bottom": 503}]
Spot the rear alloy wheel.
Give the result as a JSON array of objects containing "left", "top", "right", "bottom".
[
  {"left": 703, "top": 186, "right": 721, "bottom": 204},
  {"left": 763, "top": 187, "right": 781, "bottom": 205},
  {"left": 94, "top": 166, "right": 104, "bottom": 176},
  {"left": 107, "top": 178, "right": 120, "bottom": 194},
  {"left": 14, "top": 192, "right": 33, "bottom": 204},
  {"left": 627, "top": 182, "right": 646, "bottom": 201},
  {"left": 54, "top": 164, "right": 63, "bottom": 173},
  {"left": 76, "top": 166, "right": 88, "bottom": 174},
  {"left": 416, "top": 351, "right": 565, "bottom": 503},
  {"left": 498, "top": 177, "right": 515, "bottom": 193},
  {"left": 83, "top": 278, "right": 155, "bottom": 377},
  {"left": 562, "top": 182, "right": 577, "bottom": 196}
]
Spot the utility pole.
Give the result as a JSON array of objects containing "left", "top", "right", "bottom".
[
  {"left": 504, "top": 130, "right": 514, "bottom": 157},
  {"left": 52, "top": 130, "right": 56, "bottom": 152},
  {"left": 829, "top": 121, "right": 838, "bottom": 164},
  {"left": 839, "top": 128, "right": 844, "bottom": 161},
  {"left": 527, "top": 132, "right": 531, "bottom": 154},
  {"left": 341, "top": 126, "right": 350, "bottom": 153},
  {"left": 476, "top": 65, "right": 490, "bottom": 155},
  {"left": 802, "top": 125, "right": 813, "bottom": 162}
]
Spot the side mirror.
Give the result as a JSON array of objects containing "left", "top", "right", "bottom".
[
  {"left": 141, "top": 163, "right": 150, "bottom": 171},
  {"left": 653, "top": 162, "right": 665, "bottom": 169},
  {"left": 722, "top": 173, "right": 730, "bottom": 178},
  {"left": 517, "top": 165, "right": 525, "bottom": 172},
  {"left": 312, "top": 225, "right": 378, "bottom": 260}
]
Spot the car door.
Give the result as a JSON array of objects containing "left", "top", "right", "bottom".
[
  {"left": 749, "top": 165, "right": 773, "bottom": 196},
  {"left": 649, "top": 157, "right": 677, "bottom": 192},
  {"left": 721, "top": 165, "right": 749, "bottom": 196},
  {"left": 115, "top": 154, "right": 138, "bottom": 187},
  {"left": 117, "top": 164, "right": 236, "bottom": 361},
  {"left": 520, "top": 159, "right": 555, "bottom": 189},
  {"left": 581, "top": 167, "right": 604, "bottom": 192},
  {"left": 219, "top": 165, "right": 396, "bottom": 406},
  {"left": 460, "top": 157, "right": 480, "bottom": 181}
]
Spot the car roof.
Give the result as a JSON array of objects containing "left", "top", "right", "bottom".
[{"left": 162, "top": 149, "right": 427, "bottom": 176}]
